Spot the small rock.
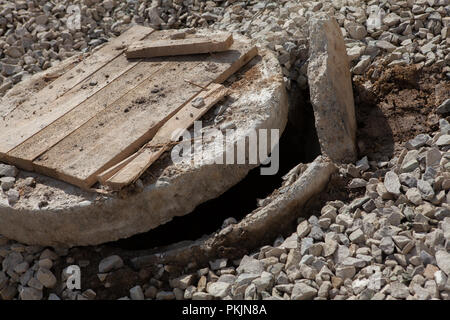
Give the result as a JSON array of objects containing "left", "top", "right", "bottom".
[
  {"left": 6, "top": 189, "right": 20, "bottom": 205},
  {"left": 383, "top": 13, "right": 401, "bottom": 26},
  {"left": 0, "top": 164, "right": 18, "bottom": 177},
  {"left": 349, "top": 229, "right": 365, "bottom": 244},
  {"left": 380, "top": 237, "right": 395, "bottom": 255},
  {"left": 353, "top": 55, "right": 371, "bottom": 74},
  {"left": 183, "top": 286, "right": 196, "bottom": 300},
  {"left": 440, "top": 119, "right": 450, "bottom": 135},
  {"left": 14, "top": 262, "right": 29, "bottom": 274},
  {"left": 297, "top": 220, "right": 311, "bottom": 238},
  {"left": 98, "top": 255, "right": 124, "bottom": 273},
  {"left": 434, "top": 270, "right": 447, "bottom": 290},
  {"left": 291, "top": 283, "right": 318, "bottom": 300},
  {"left": 406, "top": 134, "right": 430, "bottom": 149},
  {"left": 156, "top": 291, "right": 176, "bottom": 300},
  {"left": 0, "top": 177, "right": 15, "bottom": 191},
  {"left": 207, "top": 281, "right": 231, "bottom": 298},
  {"left": 424, "top": 264, "right": 440, "bottom": 280},
  {"left": 345, "top": 21, "right": 367, "bottom": 40},
  {"left": 36, "top": 268, "right": 57, "bottom": 288},
  {"left": 348, "top": 178, "right": 367, "bottom": 188},
  {"left": 436, "top": 99, "right": 450, "bottom": 114},
  {"left": 209, "top": 258, "right": 227, "bottom": 271},
  {"left": 169, "top": 274, "right": 195, "bottom": 290},
  {"left": 406, "top": 188, "right": 424, "bottom": 205},
  {"left": 390, "top": 282, "right": 410, "bottom": 299},
  {"left": 192, "top": 292, "right": 214, "bottom": 300},
  {"left": 376, "top": 40, "right": 397, "bottom": 52},
  {"left": 377, "top": 183, "right": 393, "bottom": 200},
  {"left": 399, "top": 173, "right": 418, "bottom": 188},
  {"left": 436, "top": 250, "right": 450, "bottom": 276},
  {"left": 20, "top": 287, "right": 43, "bottom": 300},
  {"left": 129, "top": 285, "right": 145, "bottom": 300},
  {"left": 384, "top": 171, "right": 401, "bottom": 196},
  {"left": 335, "top": 265, "right": 356, "bottom": 279},
  {"left": 356, "top": 156, "right": 370, "bottom": 171},
  {"left": 236, "top": 256, "right": 263, "bottom": 275},
  {"left": 417, "top": 180, "right": 435, "bottom": 201},
  {"left": 436, "top": 135, "right": 450, "bottom": 147},
  {"left": 144, "top": 286, "right": 158, "bottom": 299},
  {"left": 48, "top": 293, "right": 61, "bottom": 300},
  {"left": 35, "top": 14, "right": 48, "bottom": 25}
]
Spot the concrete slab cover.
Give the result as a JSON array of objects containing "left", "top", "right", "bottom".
[{"left": 0, "top": 34, "right": 289, "bottom": 247}]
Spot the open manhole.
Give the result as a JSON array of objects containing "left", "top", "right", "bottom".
[
  {"left": 112, "top": 86, "right": 321, "bottom": 251},
  {"left": 0, "top": 28, "right": 294, "bottom": 247}
]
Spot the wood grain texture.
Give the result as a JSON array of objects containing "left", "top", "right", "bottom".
[
  {"left": 6, "top": 31, "right": 204, "bottom": 169},
  {"left": 104, "top": 83, "right": 228, "bottom": 190},
  {"left": 0, "top": 25, "right": 154, "bottom": 155},
  {"left": 125, "top": 33, "right": 233, "bottom": 59},
  {"left": 34, "top": 42, "right": 256, "bottom": 189}
]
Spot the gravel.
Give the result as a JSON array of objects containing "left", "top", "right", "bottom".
[
  {"left": 0, "top": 0, "right": 449, "bottom": 301},
  {"left": 98, "top": 255, "right": 124, "bottom": 273}
]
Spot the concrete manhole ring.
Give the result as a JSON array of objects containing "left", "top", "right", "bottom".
[{"left": 0, "top": 39, "right": 289, "bottom": 247}]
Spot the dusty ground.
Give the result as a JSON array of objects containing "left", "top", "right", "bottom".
[{"left": 354, "top": 64, "right": 450, "bottom": 162}]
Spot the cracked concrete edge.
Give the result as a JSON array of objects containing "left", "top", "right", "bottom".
[
  {"left": 131, "top": 155, "right": 337, "bottom": 268},
  {"left": 307, "top": 13, "right": 357, "bottom": 163},
  {"left": 0, "top": 48, "right": 288, "bottom": 247}
]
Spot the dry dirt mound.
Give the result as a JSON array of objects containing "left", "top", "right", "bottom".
[{"left": 354, "top": 64, "right": 450, "bottom": 162}]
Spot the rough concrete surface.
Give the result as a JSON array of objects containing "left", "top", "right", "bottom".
[
  {"left": 131, "top": 155, "right": 337, "bottom": 268},
  {"left": 307, "top": 13, "right": 358, "bottom": 163}
]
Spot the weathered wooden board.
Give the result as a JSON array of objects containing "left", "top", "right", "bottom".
[
  {"left": 104, "top": 83, "right": 228, "bottom": 190},
  {"left": 0, "top": 25, "right": 154, "bottom": 156},
  {"left": 6, "top": 30, "right": 200, "bottom": 170},
  {"left": 34, "top": 41, "right": 257, "bottom": 188},
  {"left": 125, "top": 33, "right": 233, "bottom": 59},
  {"left": 0, "top": 54, "right": 82, "bottom": 119},
  {"left": 32, "top": 58, "right": 202, "bottom": 188},
  {"left": 97, "top": 83, "right": 226, "bottom": 186}
]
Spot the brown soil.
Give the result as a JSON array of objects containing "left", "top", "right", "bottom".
[{"left": 353, "top": 63, "right": 450, "bottom": 162}]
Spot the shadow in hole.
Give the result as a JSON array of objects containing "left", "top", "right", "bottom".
[
  {"left": 110, "top": 83, "right": 321, "bottom": 251},
  {"left": 354, "top": 81, "right": 395, "bottom": 162}
]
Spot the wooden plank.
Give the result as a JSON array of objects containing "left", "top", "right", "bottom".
[
  {"left": 104, "top": 84, "right": 228, "bottom": 190},
  {"left": 32, "top": 59, "right": 204, "bottom": 188},
  {"left": 7, "top": 58, "right": 170, "bottom": 169},
  {"left": 97, "top": 152, "right": 140, "bottom": 185},
  {"left": 0, "top": 25, "right": 154, "bottom": 155},
  {"left": 0, "top": 54, "right": 83, "bottom": 119},
  {"left": 5, "top": 30, "right": 210, "bottom": 169},
  {"left": 125, "top": 33, "right": 233, "bottom": 59},
  {"left": 97, "top": 83, "right": 226, "bottom": 185},
  {"left": 4, "top": 55, "right": 148, "bottom": 169},
  {"left": 34, "top": 42, "right": 257, "bottom": 189}
]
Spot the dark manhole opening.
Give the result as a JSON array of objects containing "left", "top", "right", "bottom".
[{"left": 111, "top": 83, "right": 320, "bottom": 251}]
